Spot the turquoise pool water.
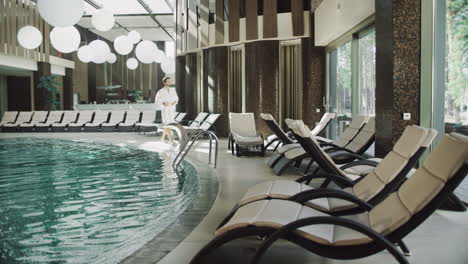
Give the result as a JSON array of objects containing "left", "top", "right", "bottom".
[{"left": 0, "top": 138, "right": 198, "bottom": 264}]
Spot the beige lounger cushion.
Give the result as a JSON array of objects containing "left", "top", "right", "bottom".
[
  {"left": 20, "top": 111, "right": 48, "bottom": 127},
  {"left": 345, "top": 117, "right": 375, "bottom": 153},
  {"left": 370, "top": 133, "right": 468, "bottom": 235},
  {"left": 233, "top": 134, "right": 263, "bottom": 145},
  {"left": 85, "top": 112, "right": 109, "bottom": 127},
  {"left": 120, "top": 111, "right": 140, "bottom": 126},
  {"left": 0, "top": 111, "right": 18, "bottom": 125},
  {"left": 333, "top": 116, "right": 368, "bottom": 147},
  {"left": 3, "top": 112, "right": 33, "bottom": 127},
  {"left": 51, "top": 111, "right": 78, "bottom": 127},
  {"left": 68, "top": 111, "right": 94, "bottom": 127},
  {"left": 310, "top": 113, "right": 336, "bottom": 136},
  {"left": 230, "top": 113, "right": 258, "bottom": 138},
  {"left": 217, "top": 199, "right": 372, "bottom": 246},
  {"left": 36, "top": 111, "right": 64, "bottom": 127},
  {"left": 101, "top": 111, "right": 125, "bottom": 126}
]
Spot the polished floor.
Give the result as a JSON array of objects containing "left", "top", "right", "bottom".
[{"left": 1, "top": 132, "right": 467, "bottom": 264}]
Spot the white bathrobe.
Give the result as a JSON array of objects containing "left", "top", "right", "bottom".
[{"left": 155, "top": 87, "right": 179, "bottom": 124}]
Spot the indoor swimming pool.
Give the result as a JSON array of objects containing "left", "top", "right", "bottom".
[{"left": 0, "top": 138, "right": 199, "bottom": 264}]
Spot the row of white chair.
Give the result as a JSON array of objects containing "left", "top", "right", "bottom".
[{"left": 0, "top": 110, "right": 171, "bottom": 132}]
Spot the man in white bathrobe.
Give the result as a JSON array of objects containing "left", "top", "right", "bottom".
[{"left": 155, "top": 77, "right": 179, "bottom": 143}]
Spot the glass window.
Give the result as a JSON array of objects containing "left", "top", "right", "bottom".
[
  {"left": 358, "top": 30, "right": 376, "bottom": 115},
  {"left": 327, "top": 41, "right": 352, "bottom": 139},
  {"left": 444, "top": 0, "right": 467, "bottom": 134},
  {"left": 336, "top": 42, "right": 352, "bottom": 117}
]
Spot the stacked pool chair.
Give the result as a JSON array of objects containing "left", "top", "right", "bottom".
[
  {"left": 51, "top": 111, "right": 79, "bottom": 132},
  {"left": 101, "top": 110, "right": 126, "bottom": 132},
  {"left": 35, "top": 111, "right": 64, "bottom": 132},
  {"left": 118, "top": 111, "right": 141, "bottom": 132},
  {"left": 84, "top": 111, "right": 109, "bottom": 131},
  {"left": 20, "top": 111, "right": 49, "bottom": 132},
  {"left": 0, "top": 111, "right": 19, "bottom": 132},
  {"left": 2, "top": 111, "right": 33, "bottom": 132},
  {"left": 67, "top": 111, "right": 95, "bottom": 132}
]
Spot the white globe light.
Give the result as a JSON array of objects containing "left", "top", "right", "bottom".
[
  {"left": 128, "top": 31, "right": 141, "bottom": 44},
  {"left": 107, "top": 53, "right": 117, "bottom": 64},
  {"left": 17, "top": 26, "right": 42, "bottom": 49},
  {"left": 77, "top": 45, "right": 94, "bottom": 63},
  {"left": 135, "top": 40, "right": 158, "bottom": 64},
  {"left": 154, "top": 49, "right": 166, "bottom": 63},
  {"left": 50, "top": 26, "right": 81, "bottom": 53},
  {"left": 161, "top": 59, "right": 176, "bottom": 74},
  {"left": 126, "top": 58, "right": 138, "bottom": 70},
  {"left": 92, "top": 9, "right": 114, "bottom": 32},
  {"left": 38, "top": 0, "right": 84, "bottom": 27},
  {"left": 89, "top": 40, "right": 110, "bottom": 64},
  {"left": 114, "top": 35, "right": 133, "bottom": 55}
]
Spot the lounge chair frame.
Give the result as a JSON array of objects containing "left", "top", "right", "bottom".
[
  {"left": 271, "top": 118, "right": 374, "bottom": 175},
  {"left": 261, "top": 114, "right": 295, "bottom": 152},
  {"left": 191, "top": 164, "right": 467, "bottom": 264}
]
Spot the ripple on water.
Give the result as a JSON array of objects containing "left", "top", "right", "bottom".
[{"left": 0, "top": 138, "right": 198, "bottom": 264}]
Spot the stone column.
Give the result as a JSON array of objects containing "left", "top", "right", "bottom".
[{"left": 375, "top": 0, "right": 421, "bottom": 157}]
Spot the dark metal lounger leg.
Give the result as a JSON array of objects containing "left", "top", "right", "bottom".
[{"left": 397, "top": 240, "right": 411, "bottom": 256}]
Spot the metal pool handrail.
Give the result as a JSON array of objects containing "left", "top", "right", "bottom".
[{"left": 173, "top": 130, "right": 219, "bottom": 172}]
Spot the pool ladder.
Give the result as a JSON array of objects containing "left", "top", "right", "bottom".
[{"left": 172, "top": 130, "right": 219, "bottom": 172}]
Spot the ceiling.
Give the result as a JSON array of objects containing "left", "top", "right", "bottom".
[{"left": 78, "top": 0, "right": 176, "bottom": 42}]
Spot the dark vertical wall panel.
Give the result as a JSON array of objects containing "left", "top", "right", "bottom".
[
  {"left": 263, "top": 0, "right": 278, "bottom": 38},
  {"left": 184, "top": 53, "right": 198, "bottom": 119},
  {"left": 7, "top": 77, "right": 31, "bottom": 111},
  {"left": 302, "top": 37, "right": 325, "bottom": 129},
  {"left": 63, "top": 68, "right": 73, "bottom": 110},
  {"left": 291, "top": 0, "right": 304, "bottom": 36},
  {"left": 375, "top": 0, "right": 421, "bottom": 157},
  {"left": 245, "top": 0, "right": 258, "bottom": 40},
  {"left": 176, "top": 55, "right": 186, "bottom": 112},
  {"left": 203, "top": 46, "right": 230, "bottom": 136},
  {"left": 228, "top": 0, "right": 240, "bottom": 42},
  {"left": 245, "top": 40, "right": 279, "bottom": 134},
  {"left": 215, "top": 0, "right": 225, "bottom": 44},
  {"left": 87, "top": 63, "right": 97, "bottom": 103}
]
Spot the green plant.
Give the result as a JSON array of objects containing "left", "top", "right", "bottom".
[{"left": 37, "top": 75, "right": 60, "bottom": 110}]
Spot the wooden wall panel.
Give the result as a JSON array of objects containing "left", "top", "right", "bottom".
[
  {"left": 228, "top": 0, "right": 240, "bottom": 42},
  {"left": 291, "top": 0, "right": 304, "bottom": 36},
  {"left": 215, "top": 0, "right": 225, "bottom": 44},
  {"left": 63, "top": 68, "right": 73, "bottom": 110},
  {"left": 245, "top": 40, "right": 280, "bottom": 135},
  {"left": 263, "top": 0, "right": 278, "bottom": 38},
  {"left": 245, "top": 0, "right": 258, "bottom": 40}
]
